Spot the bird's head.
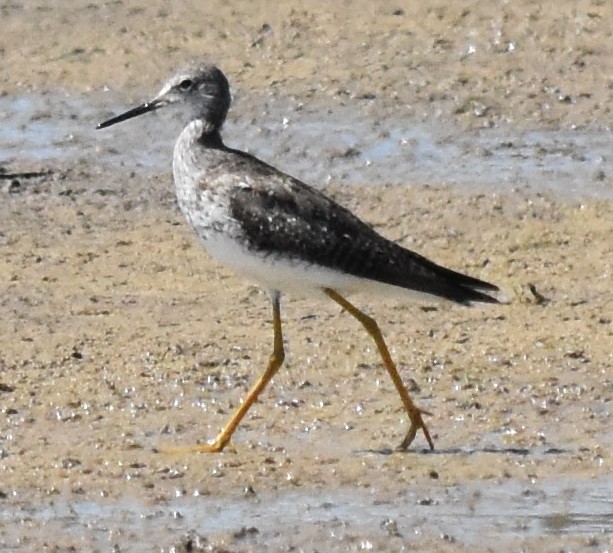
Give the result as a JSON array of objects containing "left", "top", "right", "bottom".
[{"left": 97, "top": 61, "right": 231, "bottom": 132}]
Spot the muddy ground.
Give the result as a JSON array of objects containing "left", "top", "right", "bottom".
[{"left": 1, "top": 1, "right": 612, "bottom": 552}]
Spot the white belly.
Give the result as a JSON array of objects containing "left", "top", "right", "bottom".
[{"left": 201, "top": 233, "right": 441, "bottom": 303}]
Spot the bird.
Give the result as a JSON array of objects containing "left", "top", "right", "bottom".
[{"left": 97, "top": 61, "right": 499, "bottom": 453}]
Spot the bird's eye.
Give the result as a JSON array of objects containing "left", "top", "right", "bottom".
[{"left": 178, "top": 79, "right": 193, "bottom": 90}]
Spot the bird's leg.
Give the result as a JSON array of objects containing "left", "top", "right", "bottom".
[
  {"left": 164, "top": 293, "right": 285, "bottom": 454},
  {"left": 323, "top": 288, "right": 434, "bottom": 451}
]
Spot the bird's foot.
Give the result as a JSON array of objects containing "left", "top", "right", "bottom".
[
  {"left": 158, "top": 438, "right": 235, "bottom": 455},
  {"left": 396, "top": 407, "right": 434, "bottom": 452}
]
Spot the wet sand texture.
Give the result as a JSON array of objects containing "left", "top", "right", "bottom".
[{"left": 1, "top": 1, "right": 612, "bottom": 551}]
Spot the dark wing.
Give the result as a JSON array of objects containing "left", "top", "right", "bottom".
[{"left": 227, "top": 153, "right": 498, "bottom": 305}]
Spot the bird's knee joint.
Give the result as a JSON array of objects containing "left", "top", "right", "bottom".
[
  {"left": 270, "top": 349, "right": 285, "bottom": 366},
  {"left": 360, "top": 313, "right": 379, "bottom": 334}
]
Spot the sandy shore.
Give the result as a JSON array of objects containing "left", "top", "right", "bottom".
[{"left": 1, "top": 1, "right": 611, "bottom": 551}]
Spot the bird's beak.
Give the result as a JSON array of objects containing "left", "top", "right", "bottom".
[{"left": 97, "top": 97, "right": 165, "bottom": 129}]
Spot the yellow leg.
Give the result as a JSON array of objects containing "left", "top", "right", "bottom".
[
  {"left": 324, "top": 288, "right": 434, "bottom": 451},
  {"left": 165, "top": 293, "right": 285, "bottom": 454}
]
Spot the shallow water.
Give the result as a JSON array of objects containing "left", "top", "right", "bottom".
[
  {"left": 1, "top": 92, "right": 611, "bottom": 199},
  {"left": 3, "top": 477, "right": 611, "bottom": 551}
]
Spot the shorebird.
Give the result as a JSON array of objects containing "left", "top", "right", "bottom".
[{"left": 98, "top": 62, "right": 499, "bottom": 453}]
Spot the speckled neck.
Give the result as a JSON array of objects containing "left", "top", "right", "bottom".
[
  {"left": 172, "top": 118, "right": 231, "bottom": 217},
  {"left": 173, "top": 120, "right": 206, "bottom": 188}
]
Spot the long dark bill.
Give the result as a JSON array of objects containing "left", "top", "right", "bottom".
[{"left": 97, "top": 100, "right": 161, "bottom": 129}]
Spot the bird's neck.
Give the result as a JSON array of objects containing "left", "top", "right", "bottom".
[
  {"left": 173, "top": 119, "right": 229, "bottom": 184},
  {"left": 198, "top": 128, "right": 225, "bottom": 150},
  {"left": 176, "top": 119, "right": 226, "bottom": 153}
]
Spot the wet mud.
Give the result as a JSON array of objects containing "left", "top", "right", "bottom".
[{"left": 1, "top": 1, "right": 612, "bottom": 551}]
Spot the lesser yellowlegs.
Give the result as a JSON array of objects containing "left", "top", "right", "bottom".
[{"left": 97, "top": 62, "right": 499, "bottom": 453}]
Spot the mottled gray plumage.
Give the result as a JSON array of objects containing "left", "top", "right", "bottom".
[
  {"left": 226, "top": 162, "right": 498, "bottom": 304},
  {"left": 99, "top": 62, "right": 498, "bottom": 304},
  {"left": 97, "top": 62, "right": 502, "bottom": 453}
]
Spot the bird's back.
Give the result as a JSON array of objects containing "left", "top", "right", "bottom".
[{"left": 174, "top": 129, "right": 498, "bottom": 305}]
